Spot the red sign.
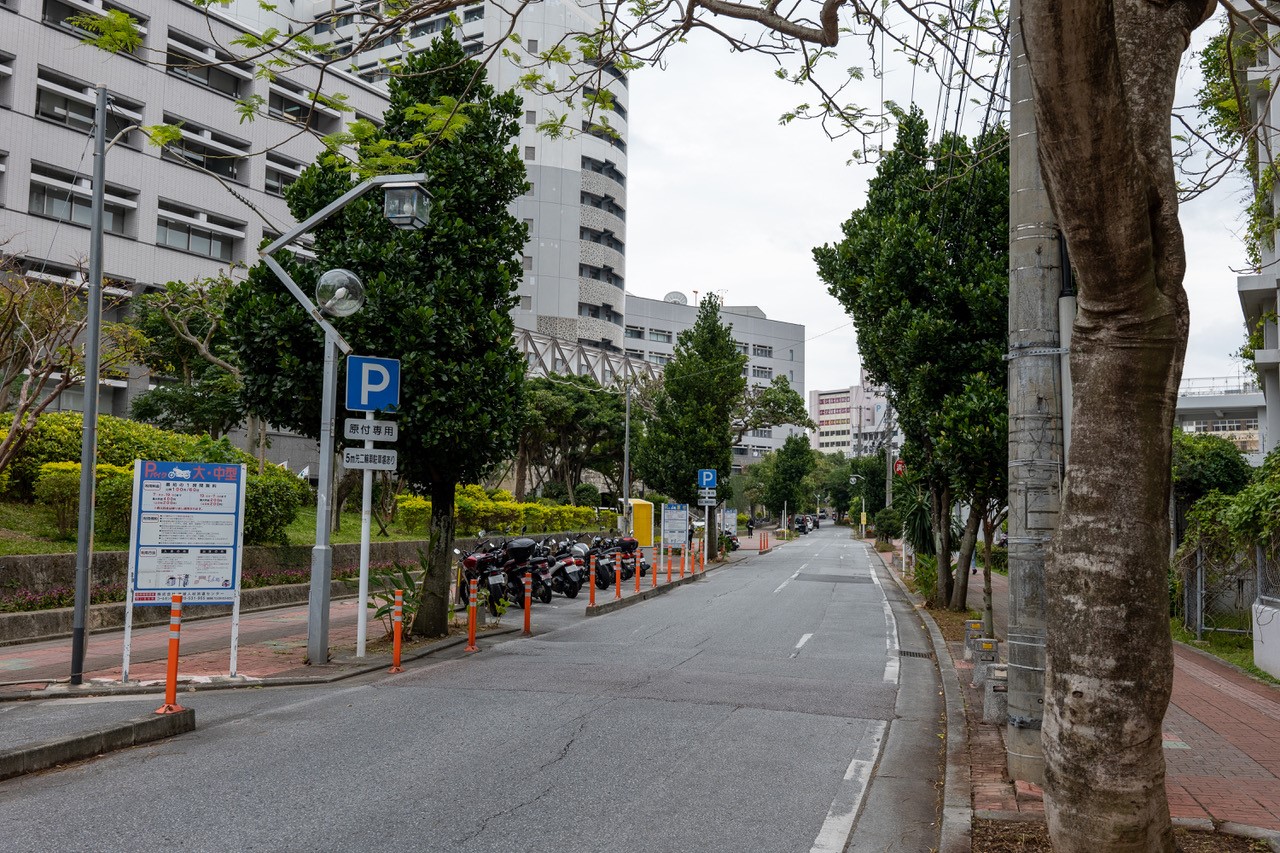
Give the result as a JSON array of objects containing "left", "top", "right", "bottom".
[{"left": 893, "top": 458, "right": 906, "bottom": 476}]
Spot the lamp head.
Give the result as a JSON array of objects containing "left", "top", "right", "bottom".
[
  {"left": 316, "top": 269, "right": 364, "bottom": 317},
  {"left": 383, "top": 182, "right": 431, "bottom": 230}
]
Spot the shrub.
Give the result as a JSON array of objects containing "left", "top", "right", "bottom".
[
  {"left": 541, "top": 481, "right": 569, "bottom": 504},
  {"left": 33, "top": 462, "right": 81, "bottom": 538},
  {"left": 874, "top": 507, "right": 902, "bottom": 541},
  {"left": 912, "top": 554, "right": 938, "bottom": 601},
  {"left": 33, "top": 461, "right": 134, "bottom": 539},
  {"left": 94, "top": 465, "right": 134, "bottom": 541},
  {"left": 573, "top": 483, "right": 600, "bottom": 507},
  {"left": 244, "top": 470, "right": 308, "bottom": 545},
  {"left": 396, "top": 495, "right": 432, "bottom": 533},
  {"left": 984, "top": 544, "right": 1008, "bottom": 575}
]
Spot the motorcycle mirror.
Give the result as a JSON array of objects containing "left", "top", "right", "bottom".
[
  {"left": 478, "top": 529, "right": 486, "bottom": 537},
  {"left": 453, "top": 548, "right": 461, "bottom": 555}
]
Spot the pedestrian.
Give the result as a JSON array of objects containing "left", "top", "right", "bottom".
[{"left": 746, "top": 517, "right": 755, "bottom": 536}]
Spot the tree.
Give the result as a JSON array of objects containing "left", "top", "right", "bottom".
[
  {"left": 730, "top": 376, "right": 814, "bottom": 444},
  {"left": 518, "top": 374, "right": 624, "bottom": 503},
  {"left": 762, "top": 435, "right": 815, "bottom": 519},
  {"left": 1171, "top": 428, "right": 1252, "bottom": 545},
  {"left": 227, "top": 31, "right": 529, "bottom": 638},
  {"left": 815, "top": 109, "right": 1009, "bottom": 611},
  {"left": 0, "top": 258, "right": 146, "bottom": 487},
  {"left": 633, "top": 294, "right": 746, "bottom": 554}
]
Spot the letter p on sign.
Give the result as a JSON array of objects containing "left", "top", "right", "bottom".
[{"left": 346, "top": 356, "right": 400, "bottom": 412}]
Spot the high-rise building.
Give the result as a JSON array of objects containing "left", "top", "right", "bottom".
[
  {"left": 808, "top": 372, "right": 896, "bottom": 458},
  {"left": 231, "top": 0, "right": 632, "bottom": 352}
]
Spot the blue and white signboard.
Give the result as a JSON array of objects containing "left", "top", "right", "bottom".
[
  {"left": 697, "top": 468, "right": 717, "bottom": 489},
  {"left": 122, "top": 460, "right": 247, "bottom": 682},
  {"left": 346, "top": 355, "right": 400, "bottom": 412},
  {"left": 721, "top": 507, "right": 737, "bottom": 533},
  {"left": 662, "top": 502, "right": 690, "bottom": 545}
]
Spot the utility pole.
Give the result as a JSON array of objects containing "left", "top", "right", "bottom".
[
  {"left": 70, "top": 83, "right": 108, "bottom": 686},
  {"left": 1006, "top": 0, "right": 1066, "bottom": 785},
  {"left": 622, "top": 382, "right": 631, "bottom": 532},
  {"left": 883, "top": 404, "right": 895, "bottom": 508}
]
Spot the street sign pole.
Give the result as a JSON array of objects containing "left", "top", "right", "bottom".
[
  {"left": 356, "top": 409, "right": 373, "bottom": 657},
  {"left": 308, "top": 330, "right": 338, "bottom": 665}
]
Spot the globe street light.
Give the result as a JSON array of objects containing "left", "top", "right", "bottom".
[{"left": 260, "top": 173, "right": 428, "bottom": 665}]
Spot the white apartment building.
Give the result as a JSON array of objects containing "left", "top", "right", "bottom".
[
  {"left": 226, "top": 0, "right": 632, "bottom": 353},
  {"left": 808, "top": 374, "right": 895, "bottom": 457},
  {"left": 1174, "top": 376, "right": 1265, "bottom": 466},
  {"left": 0, "top": 0, "right": 388, "bottom": 438},
  {"left": 623, "top": 291, "right": 806, "bottom": 471}
]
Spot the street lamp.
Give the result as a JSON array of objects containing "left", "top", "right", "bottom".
[
  {"left": 849, "top": 475, "right": 865, "bottom": 538},
  {"left": 260, "top": 172, "right": 429, "bottom": 666}
]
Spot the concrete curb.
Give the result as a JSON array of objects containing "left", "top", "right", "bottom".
[
  {"left": 584, "top": 567, "right": 712, "bottom": 617},
  {"left": 973, "top": 811, "right": 1280, "bottom": 851},
  {"left": 874, "top": 550, "right": 971, "bottom": 853},
  {"left": 0, "top": 708, "right": 195, "bottom": 781}
]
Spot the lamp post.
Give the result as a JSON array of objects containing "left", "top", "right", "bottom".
[
  {"left": 849, "top": 475, "right": 865, "bottom": 538},
  {"left": 260, "top": 173, "right": 430, "bottom": 666}
]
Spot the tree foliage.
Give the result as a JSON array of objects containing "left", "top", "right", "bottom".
[
  {"left": 730, "top": 375, "right": 814, "bottom": 444},
  {"left": 761, "top": 435, "right": 816, "bottom": 517},
  {"left": 814, "top": 107, "right": 1008, "bottom": 609},
  {"left": 226, "top": 32, "right": 528, "bottom": 637},
  {"left": 520, "top": 374, "right": 624, "bottom": 502}
]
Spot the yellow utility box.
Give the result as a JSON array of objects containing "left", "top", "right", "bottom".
[{"left": 623, "top": 498, "right": 654, "bottom": 546}]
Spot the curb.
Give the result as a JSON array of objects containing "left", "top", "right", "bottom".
[
  {"left": 584, "top": 567, "right": 712, "bottom": 617},
  {"left": 973, "top": 812, "right": 1280, "bottom": 851},
  {"left": 873, "top": 550, "right": 971, "bottom": 853},
  {"left": 0, "top": 707, "right": 195, "bottom": 781}
]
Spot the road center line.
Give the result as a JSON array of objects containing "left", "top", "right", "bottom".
[
  {"left": 809, "top": 719, "right": 888, "bottom": 853},
  {"left": 795, "top": 632, "right": 813, "bottom": 650},
  {"left": 773, "top": 567, "right": 803, "bottom": 594}
]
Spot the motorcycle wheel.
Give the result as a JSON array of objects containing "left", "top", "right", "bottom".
[
  {"left": 564, "top": 579, "right": 579, "bottom": 599},
  {"left": 488, "top": 592, "right": 503, "bottom": 617},
  {"left": 539, "top": 584, "right": 552, "bottom": 604},
  {"left": 458, "top": 579, "right": 469, "bottom": 605}
]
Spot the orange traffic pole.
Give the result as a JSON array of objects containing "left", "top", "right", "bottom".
[
  {"left": 651, "top": 547, "right": 657, "bottom": 589},
  {"left": 666, "top": 545, "right": 673, "bottom": 584},
  {"left": 389, "top": 588, "right": 405, "bottom": 673},
  {"left": 465, "top": 578, "right": 479, "bottom": 652},
  {"left": 615, "top": 563, "right": 622, "bottom": 599},
  {"left": 679, "top": 546, "right": 686, "bottom": 579},
  {"left": 155, "top": 594, "right": 185, "bottom": 715},
  {"left": 589, "top": 554, "right": 597, "bottom": 606},
  {"left": 523, "top": 572, "right": 533, "bottom": 635},
  {"left": 635, "top": 553, "right": 641, "bottom": 593}
]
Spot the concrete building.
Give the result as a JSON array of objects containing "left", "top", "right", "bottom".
[
  {"left": 808, "top": 371, "right": 895, "bottom": 457},
  {"left": 227, "top": 0, "right": 632, "bottom": 353},
  {"left": 0, "top": 0, "right": 387, "bottom": 445},
  {"left": 1174, "top": 376, "right": 1265, "bottom": 467},
  {"left": 623, "top": 291, "right": 806, "bottom": 472}
]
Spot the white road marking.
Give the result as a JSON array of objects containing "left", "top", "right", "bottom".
[
  {"left": 869, "top": 558, "right": 900, "bottom": 684},
  {"left": 773, "top": 565, "right": 805, "bottom": 594},
  {"left": 789, "top": 632, "right": 814, "bottom": 658},
  {"left": 809, "top": 720, "right": 888, "bottom": 853}
]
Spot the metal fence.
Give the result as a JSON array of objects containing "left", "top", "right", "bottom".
[{"left": 1177, "top": 544, "right": 1263, "bottom": 638}]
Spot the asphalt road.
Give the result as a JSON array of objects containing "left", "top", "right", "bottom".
[{"left": 0, "top": 527, "right": 942, "bottom": 852}]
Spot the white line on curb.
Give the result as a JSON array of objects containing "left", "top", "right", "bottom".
[
  {"left": 808, "top": 719, "right": 888, "bottom": 853},
  {"left": 869, "top": 557, "right": 900, "bottom": 684}
]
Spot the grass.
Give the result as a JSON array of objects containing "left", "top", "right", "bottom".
[
  {"left": 0, "top": 500, "right": 129, "bottom": 556},
  {"left": 1170, "top": 619, "right": 1280, "bottom": 686}
]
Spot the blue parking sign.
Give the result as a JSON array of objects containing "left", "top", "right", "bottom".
[
  {"left": 346, "top": 356, "right": 400, "bottom": 412},
  {"left": 697, "top": 469, "right": 717, "bottom": 488}
]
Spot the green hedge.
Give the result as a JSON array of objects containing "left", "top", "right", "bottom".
[
  {"left": 396, "top": 486, "right": 619, "bottom": 537},
  {"left": 1, "top": 412, "right": 257, "bottom": 498}
]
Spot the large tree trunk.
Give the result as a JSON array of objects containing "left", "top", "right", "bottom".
[
  {"left": 981, "top": 511, "right": 996, "bottom": 638},
  {"left": 411, "top": 477, "right": 457, "bottom": 638},
  {"left": 931, "top": 483, "right": 953, "bottom": 608},
  {"left": 1022, "top": 0, "right": 1212, "bottom": 848},
  {"left": 949, "top": 507, "right": 981, "bottom": 611},
  {"left": 514, "top": 440, "right": 528, "bottom": 502}
]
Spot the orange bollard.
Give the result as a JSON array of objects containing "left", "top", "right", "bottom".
[
  {"left": 389, "top": 589, "right": 405, "bottom": 673},
  {"left": 155, "top": 594, "right": 186, "bottom": 715},
  {"left": 651, "top": 547, "right": 658, "bottom": 589},
  {"left": 679, "top": 546, "right": 686, "bottom": 579},
  {"left": 666, "top": 545, "right": 673, "bottom": 584},
  {"left": 615, "top": 563, "right": 622, "bottom": 599},
  {"left": 465, "top": 578, "right": 479, "bottom": 652},
  {"left": 523, "top": 572, "right": 533, "bottom": 635},
  {"left": 635, "top": 553, "right": 642, "bottom": 593},
  {"left": 589, "top": 554, "right": 597, "bottom": 607}
]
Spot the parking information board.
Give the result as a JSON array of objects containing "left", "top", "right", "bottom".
[
  {"left": 721, "top": 507, "right": 736, "bottom": 533},
  {"left": 122, "top": 460, "right": 247, "bottom": 682},
  {"left": 662, "top": 502, "right": 689, "bottom": 545}
]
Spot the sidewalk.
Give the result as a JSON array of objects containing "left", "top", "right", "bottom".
[{"left": 952, "top": 567, "right": 1280, "bottom": 836}]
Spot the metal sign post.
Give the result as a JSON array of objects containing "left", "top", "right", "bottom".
[{"left": 345, "top": 356, "right": 400, "bottom": 658}]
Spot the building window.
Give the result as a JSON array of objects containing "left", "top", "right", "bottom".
[
  {"left": 525, "top": 146, "right": 535, "bottom": 161},
  {"left": 519, "top": 295, "right": 532, "bottom": 311},
  {"left": 523, "top": 218, "right": 533, "bottom": 229},
  {"left": 580, "top": 227, "right": 625, "bottom": 253},
  {"left": 156, "top": 199, "right": 244, "bottom": 262},
  {"left": 268, "top": 80, "right": 340, "bottom": 133},
  {"left": 648, "top": 328, "right": 672, "bottom": 343},
  {"left": 789, "top": 370, "right": 795, "bottom": 382},
  {"left": 45, "top": 0, "right": 148, "bottom": 58},
  {"left": 734, "top": 341, "right": 748, "bottom": 355},
  {"left": 528, "top": 182, "right": 535, "bottom": 196},
  {"left": 0, "top": 53, "right": 13, "bottom": 109},
  {"left": 0, "top": 151, "right": 7, "bottom": 207},
  {"left": 583, "top": 85, "right": 628, "bottom": 120},
  {"left": 264, "top": 153, "right": 303, "bottom": 196},
  {"left": 648, "top": 352, "right": 671, "bottom": 365},
  {"left": 35, "top": 69, "right": 142, "bottom": 146},
  {"left": 789, "top": 349, "right": 795, "bottom": 360},
  {"left": 752, "top": 344, "right": 773, "bottom": 358},
  {"left": 750, "top": 428, "right": 773, "bottom": 438},
  {"left": 580, "top": 191, "right": 626, "bottom": 221},
  {"left": 581, "top": 119, "right": 627, "bottom": 153},
  {"left": 527, "top": 38, "right": 539, "bottom": 53},
  {"left": 463, "top": 5, "right": 484, "bottom": 21},
  {"left": 752, "top": 366, "right": 773, "bottom": 380},
  {"left": 522, "top": 255, "right": 533, "bottom": 271},
  {"left": 28, "top": 162, "right": 135, "bottom": 236},
  {"left": 625, "top": 348, "right": 644, "bottom": 359},
  {"left": 582, "top": 156, "right": 626, "bottom": 187},
  {"left": 579, "top": 263, "right": 623, "bottom": 289},
  {"left": 166, "top": 29, "right": 249, "bottom": 98},
  {"left": 526, "top": 110, "right": 536, "bottom": 125},
  {"left": 624, "top": 326, "right": 644, "bottom": 340},
  {"left": 162, "top": 113, "right": 249, "bottom": 183}
]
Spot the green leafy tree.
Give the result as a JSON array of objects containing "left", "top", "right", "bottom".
[
  {"left": 518, "top": 374, "right": 624, "bottom": 503},
  {"left": 731, "top": 376, "right": 814, "bottom": 443},
  {"left": 227, "top": 32, "right": 529, "bottom": 637},
  {"left": 815, "top": 108, "right": 1008, "bottom": 610},
  {"left": 1171, "top": 429, "right": 1252, "bottom": 544},
  {"left": 634, "top": 294, "right": 746, "bottom": 555},
  {"left": 762, "top": 434, "right": 815, "bottom": 519}
]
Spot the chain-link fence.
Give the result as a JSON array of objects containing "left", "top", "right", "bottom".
[{"left": 1177, "top": 544, "right": 1260, "bottom": 638}]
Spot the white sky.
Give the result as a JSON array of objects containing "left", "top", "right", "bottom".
[{"left": 623, "top": 18, "right": 1255, "bottom": 396}]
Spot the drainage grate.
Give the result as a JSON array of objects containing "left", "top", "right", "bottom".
[{"left": 898, "top": 649, "right": 933, "bottom": 659}]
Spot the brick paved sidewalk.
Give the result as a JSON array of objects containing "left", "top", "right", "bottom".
[{"left": 958, "top": 568, "right": 1280, "bottom": 832}]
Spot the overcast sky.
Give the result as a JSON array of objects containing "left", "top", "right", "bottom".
[{"left": 623, "top": 17, "right": 1254, "bottom": 397}]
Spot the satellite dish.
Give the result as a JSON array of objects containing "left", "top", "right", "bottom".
[{"left": 663, "top": 291, "right": 688, "bottom": 305}]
